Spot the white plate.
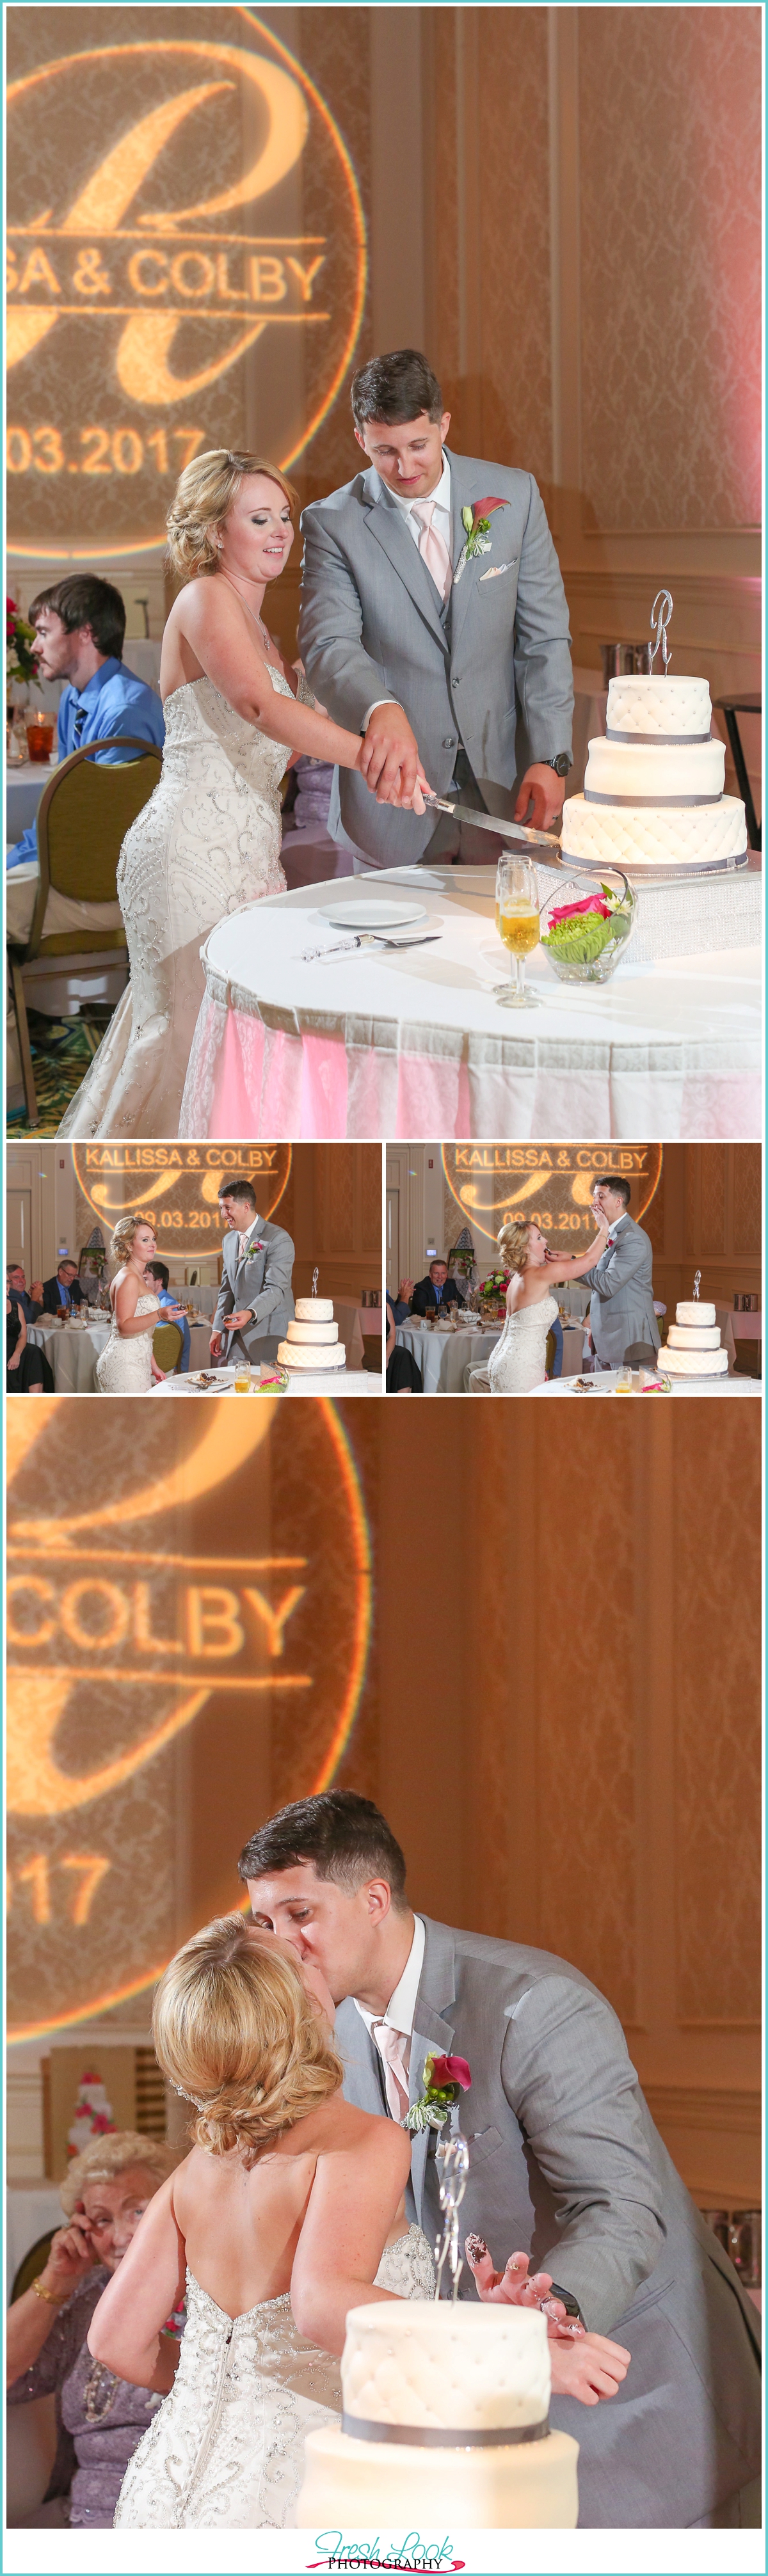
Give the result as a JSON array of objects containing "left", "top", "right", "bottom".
[{"left": 317, "top": 899, "right": 428, "bottom": 930}]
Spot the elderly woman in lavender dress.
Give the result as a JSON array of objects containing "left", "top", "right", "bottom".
[{"left": 6, "top": 2133, "right": 180, "bottom": 2529}]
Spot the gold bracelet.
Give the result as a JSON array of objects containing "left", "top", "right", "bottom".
[{"left": 31, "top": 2275, "right": 68, "bottom": 2306}]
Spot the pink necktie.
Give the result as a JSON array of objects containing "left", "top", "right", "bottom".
[
  {"left": 412, "top": 499, "right": 452, "bottom": 603},
  {"left": 373, "top": 2023, "right": 410, "bottom": 2122}
]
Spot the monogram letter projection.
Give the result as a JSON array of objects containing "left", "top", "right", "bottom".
[
  {"left": 8, "top": 1403, "right": 371, "bottom": 2038},
  {"left": 7, "top": 9, "right": 366, "bottom": 558},
  {"left": 442, "top": 1143, "right": 663, "bottom": 1247}
]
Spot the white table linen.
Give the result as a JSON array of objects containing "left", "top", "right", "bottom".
[
  {"left": 181, "top": 865, "right": 760, "bottom": 1143},
  {"left": 7, "top": 763, "right": 56, "bottom": 844},
  {"left": 395, "top": 1320, "right": 500, "bottom": 1394},
  {"left": 531, "top": 1370, "right": 759, "bottom": 1397},
  {"left": 150, "top": 1367, "right": 377, "bottom": 1395},
  {"left": 28, "top": 1316, "right": 212, "bottom": 1389}
]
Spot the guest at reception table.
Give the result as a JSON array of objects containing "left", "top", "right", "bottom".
[
  {"left": 6, "top": 1290, "right": 53, "bottom": 1393},
  {"left": 41, "top": 1260, "right": 84, "bottom": 1316},
  {"left": 410, "top": 1259, "right": 465, "bottom": 1316},
  {"left": 6, "top": 576, "right": 164, "bottom": 871},
  {"left": 145, "top": 1261, "right": 191, "bottom": 1373},
  {"left": 6, "top": 2133, "right": 180, "bottom": 2529},
  {"left": 386, "top": 1294, "right": 422, "bottom": 1393},
  {"left": 6, "top": 1260, "right": 44, "bottom": 1324},
  {"left": 388, "top": 1279, "right": 413, "bottom": 1326}
]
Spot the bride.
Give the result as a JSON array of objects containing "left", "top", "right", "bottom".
[
  {"left": 95, "top": 1216, "right": 182, "bottom": 1394},
  {"left": 467, "top": 1211, "right": 610, "bottom": 1394},
  {"left": 90, "top": 1917, "right": 435, "bottom": 2527},
  {"left": 58, "top": 451, "right": 429, "bottom": 1140}
]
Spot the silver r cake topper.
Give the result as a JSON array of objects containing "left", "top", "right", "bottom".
[
  {"left": 649, "top": 589, "right": 673, "bottom": 675},
  {"left": 693, "top": 1269, "right": 701, "bottom": 1300},
  {"left": 433, "top": 2134, "right": 469, "bottom": 2302},
  {"left": 312, "top": 1267, "right": 319, "bottom": 1298}
]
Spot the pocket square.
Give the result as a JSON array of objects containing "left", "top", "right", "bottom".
[{"left": 479, "top": 562, "right": 514, "bottom": 582}]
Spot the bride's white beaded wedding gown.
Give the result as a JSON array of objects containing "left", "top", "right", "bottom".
[
  {"left": 468, "top": 1290, "right": 557, "bottom": 1393},
  {"left": 114, "top": 2225, "right": 435, "bottom": 2529},
  {"left": 58, "top": 668, "right": 311, "bottom": 1141},
  {"left": 95, "top": 1292, "right": 159, "bottom": 1394}
]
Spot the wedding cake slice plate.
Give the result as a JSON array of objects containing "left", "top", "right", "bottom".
[
  {"left": 561, "top": 675, "right": 747, "bottom": 878},
  {"left": 664, "top": 1298, "right": 728, "bottom": 1377},
  {"left": 277, "top": 1295, "right": 346, "bottom": 1373},
  {"left": 296, "top": 2302, "right": 579, "bottom": 2530}
]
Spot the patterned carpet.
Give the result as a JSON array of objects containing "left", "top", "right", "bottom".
[{"left": 6, "top": 1009, "right": 113, "bottom": 1136}]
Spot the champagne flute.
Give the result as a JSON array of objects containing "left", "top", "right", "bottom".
[{"left": 494, "top": 855, "right": 541, "bottom": 1008}]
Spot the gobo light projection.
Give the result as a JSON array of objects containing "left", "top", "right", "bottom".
[
  {"left": 72, "top": 1141, "right": 292, "bottom": 1257},
  {"left": 7, "top": 5, "right": 367, "bottom": 557},
  {"left": 442, "top": 1143, "right": 663, "bottom": 1246},
  {"left": 8, "top": 1402, "right": 371, "bottom": 2039}
]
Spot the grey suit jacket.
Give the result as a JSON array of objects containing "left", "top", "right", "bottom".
[
  {"left": 213, "top": 1218, "right": 294, "bottom": 1364},
  {"left": 335, "top": 1916, "right": 760, "bottom": 2528},
  {"left": 298, "top": 448, "right": 573, "bottom": 866},
  {"left": 579, "top": 1216, "right": 660, "bottom": 1365}
]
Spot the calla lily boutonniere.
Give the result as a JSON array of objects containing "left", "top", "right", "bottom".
[
  {"left": 403, "top": 2049, "right": 472, "bottom": 2132},
  {"left": 454, "top": 496, "right": 508, "bottom": 585}
]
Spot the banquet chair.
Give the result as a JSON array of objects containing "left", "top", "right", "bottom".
[
  {"left": 712, "top": 693, "right": 761, "bottom": 852},
  {"left": 8, "top": 736, "right": 162, "bottom": 1127},
  {"left": 152, "top": 1322, "right": 184, "bottom": 1376}
]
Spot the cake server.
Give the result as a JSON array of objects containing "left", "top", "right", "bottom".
[{"left": 422, "top": 797, "right": 563, "bottom": 856}]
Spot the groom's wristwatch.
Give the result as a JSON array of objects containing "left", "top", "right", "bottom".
[
  {"left": 543, "top": 753, "right": 571, "bottom": 779},
  {"left": 548, "top": 2282, "right": 585, "bottom": 2323}
]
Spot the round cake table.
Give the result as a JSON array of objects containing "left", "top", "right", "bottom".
[
  {"left": 150, "top": 1367, "right": 379, "bottom": 1395},
  {"left": 180, "top": 864, "right": 761, "bottom": 1142},
  {"left": 531, "top": 1370, "right": 759, "bottom": 1398}
]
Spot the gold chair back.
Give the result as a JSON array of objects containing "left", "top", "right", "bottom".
[
  {"left": 152, "top": 1322, "right": 184, "bottom": 1375},
  {"left": 31, "top": 736, "right": 162, "bottom": 957}
]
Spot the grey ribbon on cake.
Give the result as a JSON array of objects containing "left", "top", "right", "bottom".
[
  {"left": 584, "top": 790, "right": 721, "bottom": 807},
  {"left": 341, "top": 2414, "right": 550, "bottom": 2447},
  {"left": 605, "top": 728, "right": 713, "bottom": 744}
]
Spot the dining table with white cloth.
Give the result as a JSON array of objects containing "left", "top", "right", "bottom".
[
  {"left": 150, "top": 1367, "right": 378, "bottom": 1395},
  {"left": 394, "top": 1319, "right": 500, "bottom": 1394},
  {"left": 531, "top": 1368, "right": 759, "bottom": 1397},
  {"left": 27, "top": 1314, "right": 214, "bottom": 1390},
  {"left": 180, "top": 863, "right": 761, "bottom": 1144}
]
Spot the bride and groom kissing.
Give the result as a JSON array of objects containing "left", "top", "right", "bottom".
[
  {"left": 60, "top": 344, "right": 575, "bottom": 1141},
  {"left": 90, "top": 1793, "right": 760, "bottom": 2530}
]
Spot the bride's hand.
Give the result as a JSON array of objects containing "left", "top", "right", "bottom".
[
  {"left": 390, "top": 764, "right": 434, "bottom": 816},
  {"left": 465, "top": 2240, "right": 569, "bottom": 2325}
]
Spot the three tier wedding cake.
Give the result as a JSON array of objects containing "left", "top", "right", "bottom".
[
  {"left": 561, "top": 673, "right": 747, "bottom": 875},
  {"left": 277, "top": 1292, "right": 346, "bottom": 1373},
  {"left": 296, "top": 2302, "right": 579, "bottom": 2529},
  {"left": 663, "top": 1288, "right": 728, "bottom": 1378}
]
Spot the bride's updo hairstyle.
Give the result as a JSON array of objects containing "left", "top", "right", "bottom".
[
  {"left": 152, "top": 1914, "right": 344, "bottom": 2163},
  {"left": 166, "top": 450, "right": 298, "bottom": 580},
  {"left": 109, "top": 1212, "right": 154, "bottom": 1267},
  {"left": 497, "top": 1218, "right": 533, "bottom": 1272}
]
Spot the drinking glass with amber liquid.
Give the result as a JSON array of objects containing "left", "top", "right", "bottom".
[
  {"left": 234, "top": 1364, "right": 252, "bottom": 1395},
  {"left": 494, "top": 855, "right": 541, "bottom": 1008}
]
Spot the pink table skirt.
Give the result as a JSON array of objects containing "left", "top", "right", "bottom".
[{"left": 179, "top": 985, "right": 758, "bottom": 1143}]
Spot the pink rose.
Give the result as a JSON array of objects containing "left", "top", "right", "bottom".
[
  {"left": 548, "top": 895, "right": 611, "bottom": 925},
  {"left": 431, "top": 2053, "right": 472, "bottom": 2092}
]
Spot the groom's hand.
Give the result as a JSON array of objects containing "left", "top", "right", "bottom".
[
  {"left": 209, "top": 1330, "right": 225, "bottom": 1359},
  {"left": 515, "top": 764, "right": 565, "bottom": 832},
  {"left": 360, "top": 703, "right": 420, "bottom": 802}
]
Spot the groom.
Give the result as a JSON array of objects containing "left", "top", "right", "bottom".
[
  {"left": 210, "top": 1177, "right": 294, "bottom": 1368},
  {"left": 241, "top": 1791, "right": 761, "bottom": 2530},
  {"left": 574, "top": 1174, "right": 660, "bottom": 1371},
  {"left": 298, "top": 348, "right": 574, "bottom": 868}
]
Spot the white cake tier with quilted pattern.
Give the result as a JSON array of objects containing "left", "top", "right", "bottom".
[
  {"left": 297, "top": 2422, "right": 580, "bottom": 2529},
  {"left": 559, "top": 792, "right": 746, "bottom": 870},
  {"left": 607, "top": 675, "right": 713, "bottom": 738},
  {"left": 677, "top": 1301, "right": 716, "bottom": 1327},
  {"left": 285, "top": 1317, "right": 337, "bottom": 1342},
  {"left": 668, "top": 1323, "right": 721, "bottom": 1348},
  {"left": 295, "top": 1296, "right": 333, "bottom": 1321},
  {"left": 342, "top": 2300, "right": 550, "bottom": 2430},
  {"left": 276, "top": 1339, "right": 345, "bottom": 1370},
  {"left": 664, "top": 1344, "right": 728, "bottom": 1376},
  {"left": 585, "top": 735, "right": 724, "bottom": 804}
]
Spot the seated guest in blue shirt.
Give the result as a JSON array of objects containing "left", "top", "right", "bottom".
[
  {"left": 7, "top": 574, "right": 165, "bottom": 870},
  {"left": 41, "top": 1259, "right": 86, "bottom": 1315},
  {"left": 145, "top": 1261, "right": 191, "bottom": 1372},
  {"left": 6, "top": 1260, "right": 44, "bottom": 1324}
]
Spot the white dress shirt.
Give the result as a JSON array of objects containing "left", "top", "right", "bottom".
[
  {"left": 353, "top": 1911, "right": 426, "bottom": 2087},
  {"left": 364, "top": 459, "right": 452, "bottom": 727}
]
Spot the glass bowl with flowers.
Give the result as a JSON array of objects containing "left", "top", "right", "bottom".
[{"left": 540, "top": 868, "right": 636, "bottom": 985}]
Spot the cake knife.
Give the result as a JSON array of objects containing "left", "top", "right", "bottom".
[{"left": 422, "top": 797, "right": 563, "bottom": 857}]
